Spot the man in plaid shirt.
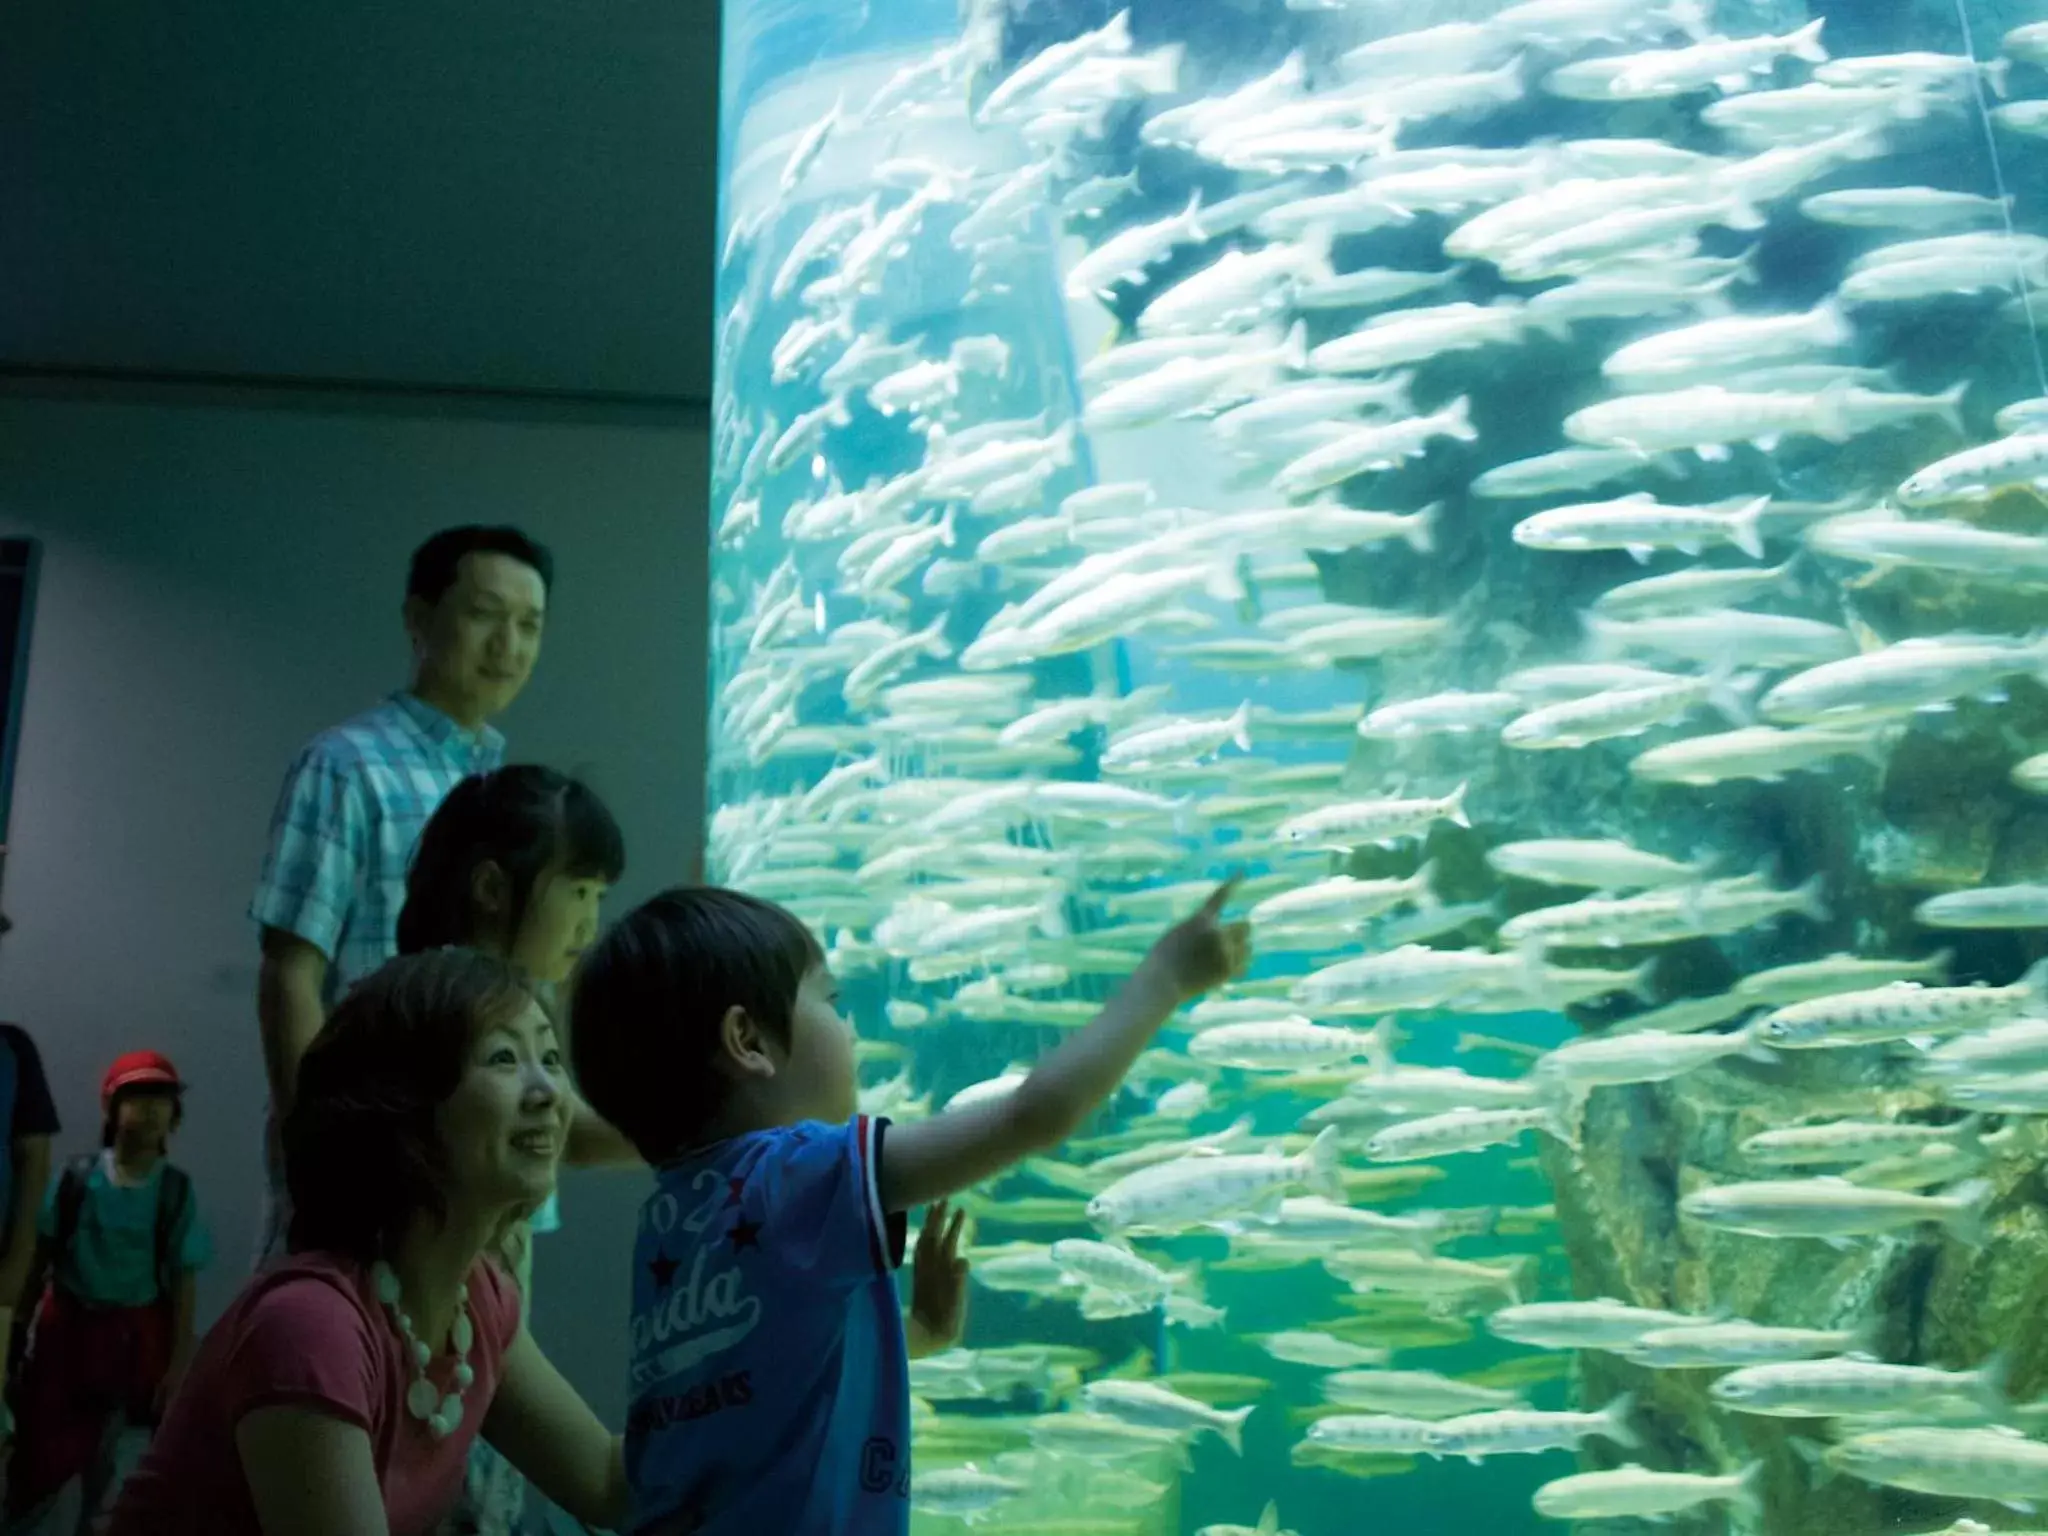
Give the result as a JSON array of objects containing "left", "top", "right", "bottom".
[{"left": 248, "top": 525, "right": 552, "bottom": 1261}]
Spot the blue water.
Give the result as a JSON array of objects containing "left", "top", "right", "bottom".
[{"left": 705, "top": 0, "right": 2048, "bottom": 1530}]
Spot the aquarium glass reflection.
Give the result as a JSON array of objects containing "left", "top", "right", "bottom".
[{"left": 706, "top": 0, "right": 2048, "bottom": 1529}]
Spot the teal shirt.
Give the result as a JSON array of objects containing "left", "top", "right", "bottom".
[{"left": 38, "top": 1153, "right": 212, "bottom": 1307}]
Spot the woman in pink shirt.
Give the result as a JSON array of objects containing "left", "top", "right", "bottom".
[{"left": 107, "top": 948, "right": 628, "bottom": 1536}]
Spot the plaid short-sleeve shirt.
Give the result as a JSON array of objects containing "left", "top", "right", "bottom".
[{"left": 250, "top": 692, "right": 506, "bottom": 1004}]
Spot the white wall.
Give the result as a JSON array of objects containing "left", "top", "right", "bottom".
[{"left": 0, "top": 386, "right": 708, "bottom": 1423}]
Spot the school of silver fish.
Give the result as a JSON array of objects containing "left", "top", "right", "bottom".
[{"left": 708, "top": 0, "right": 2048, "bottom": 1528}]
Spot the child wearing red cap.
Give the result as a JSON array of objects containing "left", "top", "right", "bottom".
[{"left": 6, "top": 1050, "right": 211, "bottom": 1531}]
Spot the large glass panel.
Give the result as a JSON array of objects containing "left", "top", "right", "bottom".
[{"left": 707, "top": 2, "right": 2048, "bottom": 1529}]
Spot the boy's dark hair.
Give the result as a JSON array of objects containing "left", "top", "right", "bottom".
[
  {"left": 407, "top": 526, "right": 555, "bottom": 606},
  {"left": 284, "top": 949, "right": 535, "bottom": 1263},
  {"left": 571, "top": 887, "right": 825, "bottom": 1162},
  {"left": 397, "top": 766, "right": 626, "bottom": 957},
  {"left": 100, "top": 1084, "right": 184, "bottom": 1150}
]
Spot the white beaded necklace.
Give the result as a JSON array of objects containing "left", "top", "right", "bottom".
[{"left": 371, "top": 1260, "right": 475, "bottom": 1440}]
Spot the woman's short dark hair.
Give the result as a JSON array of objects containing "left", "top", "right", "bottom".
[
  {"left": 284, "top": 949, "right": 535, "bottom": 1263},
  {"left": 407, "top": 525, "right": 554, "bottom": 606},
  {"left": 397, "top": 766, "right": 626, "bottom": 957},
  {"left": 570, "top": 888, "right": 824, "bottom": 1163}
]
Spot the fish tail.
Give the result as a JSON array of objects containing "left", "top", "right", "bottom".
[
  {"left": 1943, "top": 1177, "right": 1995, "bottom": 1247},
  {"left": 1729, "top": 1459, "right": 1767, "bottom": 1522},
  {"left": 1218, "top": 1402, "right": 1255, "bottom": 1455},
  {"left": 1669, "top": 0, "right": 1711, "bottom": 39},
  {"left": 1789, "top": 1436, "right": 1837, "bottom": 1484},
  {"left": 1729, "top": 495, "right": 1771, "bottom": 560},
  {"left": 1411, "top": 858, "right": 1442, "bottom": 908},
  {"left": 1541, "top": 1086, "right": 1587, "bottom": 1153},
  {"left": 1303, "top": 1125, "right": 1346, "bottom": 1201},
  {"left": 1601, "top": 1391, "right": 1642, "bottom": 1450},
  {"left": 1936, "top": 381, "right": 1969, "bottom": 435},
  {"left": 1794, "top": 873, "right": 1830, "bottom": 924},
  {"left": 1230, "top": 699, "right": 1254, "bottom": 752},
  {"left": 1626, "top": 959, "right": 1661, "bottom": 1007},
  {"left": 1405, "top": 501, "right": 1440, "bottom": 555},
  {"left": 1365, "top": 1016, "right": 1400, "bottom": 1071},
  {"left": 1978, "top": 1348, "right": 2014, "bottom": 1417},
  {"left": 1445, "top": 780, "right": 1472, "bottom": 829},
  {"left": 1279, "top": 318, "right": 1309, "bottom": 372},
  {"left": 1444, "top": 394, "right": 1479, "bottom": 443}
]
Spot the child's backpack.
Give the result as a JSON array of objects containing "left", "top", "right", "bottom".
[{"left": 51, "top": 1153, "right": 193, "bottom": 1302}]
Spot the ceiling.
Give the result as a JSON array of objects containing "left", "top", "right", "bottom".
[{"left": 0, "top": 1, "right": 721, "bottom": 406}]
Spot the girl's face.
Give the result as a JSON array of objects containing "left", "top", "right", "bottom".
[
  {"left": 507, "top": 862, "right": 611, "bottom": 986},
  {"left": 435, "top": 998, "right": 571, "bottom": 1221},
  {"left": 113, "top": 1090, "right": 177, "bottom": 1154}
]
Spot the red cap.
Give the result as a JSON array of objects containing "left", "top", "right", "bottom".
[{"left": 101, "top": 1050, "right": 183, "bottom": 1108}]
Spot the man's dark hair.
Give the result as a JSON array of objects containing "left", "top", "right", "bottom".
[
  {"left": 398, "top": 766, "right": 626, "bottom": 958},
  {"left": 284, "top": 949, "right": 535, "bottom": 1262},
  {"left": 407, "top": 526, "right": 555, "bottom": 607},
  {"left": 570, "top": 888, "right": 825, "bottom": 1163}
]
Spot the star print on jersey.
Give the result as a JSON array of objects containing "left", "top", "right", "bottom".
[{"left": 625, "top": 1117, "right": 908, "bottom": 1534}]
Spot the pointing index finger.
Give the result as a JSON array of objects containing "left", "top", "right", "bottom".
[{"left": 1198, "top": 874, "right": 1244, "bottom": 919}]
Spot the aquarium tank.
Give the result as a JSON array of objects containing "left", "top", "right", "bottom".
[{"left": 702, "top": 0, "right": 2048, "bottom": 1529}]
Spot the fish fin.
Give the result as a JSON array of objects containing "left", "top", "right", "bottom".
[
  {"left": 1443, "top": 395, "right": 1479, "bottom": 443},
  {"left": 1669, "top": 0, "right": 1711, "bottom": 38},
  {"left": 1730, "top": 1459, "right": 1766, "bottom": 1523},
  {"left": 1979, "top": 1348, "right": 2014, "bottom": 1416},
  {"left": 1218, "top": 1402, "right": 1255, "bottom": 1456},
  {"left": 1944, "top": 1177, "right": 1995, "bottom": 1247},
  {"left": 1279, "top": 319, "right": 1309, "bottom": 373},
  {"left": 1366, "top": 1016, "right": 1400, "bottom": 1073},
  {"left": 1706, "top": 668, "right": 1761, "bottom": 728},
  {"left": 1790, "top": 16, "right": 1829, "bottom": 63},
  {"left": 1445, "top": 780, "right": 1472, "bottom": 829},
  {"left": 1304, "top": 1125, "right": 1346, "bottom": 1201},
  {"left": 1256, "top": 1503, "right": 1280, "bottom": 1536},
  {"left": 1935, "top": 380, "right": 1969, "bottom": 435},
  {"left": 1230, "top": 699, "right": 1254, "bottom": 752},
  {"left": 1412, "top": 858, "right": 1442, "bottom": 907},
  {"left": 1696, "top": 443, "right": 1732, "bottom": 463},
  {"left": 1729, "top": 495, "right": 1771, "bottom": 559},
  {"left": 1794, "top": 873, "right": 1829, "bottom": 923},
  {"left": 1989, "top": 58, "right": 2014, "bottom": 98},
  {"left": 1628, "top": 959, "right": 1661, "bottom": 1007},
  {"left": 1625, "top": 544, "right": 1657, "bottom": 564},
  {"left": 1543, "top": 1087, "right": 1587, "bottom": 1153},
  {"left": 1789, "top": 1436, "right": 1835, "bottom": 1482},
  {"left": 1602, "top": 1391, "right": 1642, "bottom": 1450},
  {"left": 1405, "top": 502, "right": 1440, "bottom": 555}
]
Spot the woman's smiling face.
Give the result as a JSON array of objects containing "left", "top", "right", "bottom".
[{"left": 435, "top": 997, "right": 572, "bottom": 1219}]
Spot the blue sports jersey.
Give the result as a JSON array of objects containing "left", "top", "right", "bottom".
[{"left": 625, "top": 1116, "right": 909, "bottom": 1536}]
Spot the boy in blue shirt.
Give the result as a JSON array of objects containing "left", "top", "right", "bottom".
[
  {"left": 569, "top": 881, "right": 1248, "bottom": 1536},
  {"left": 7, "top": 1051, "right": 211, "bottom": 1531}
]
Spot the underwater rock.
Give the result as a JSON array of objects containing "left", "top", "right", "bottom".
[{"left": 1548, "top": 1021, "right": 2048, "bottom": 1534}]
